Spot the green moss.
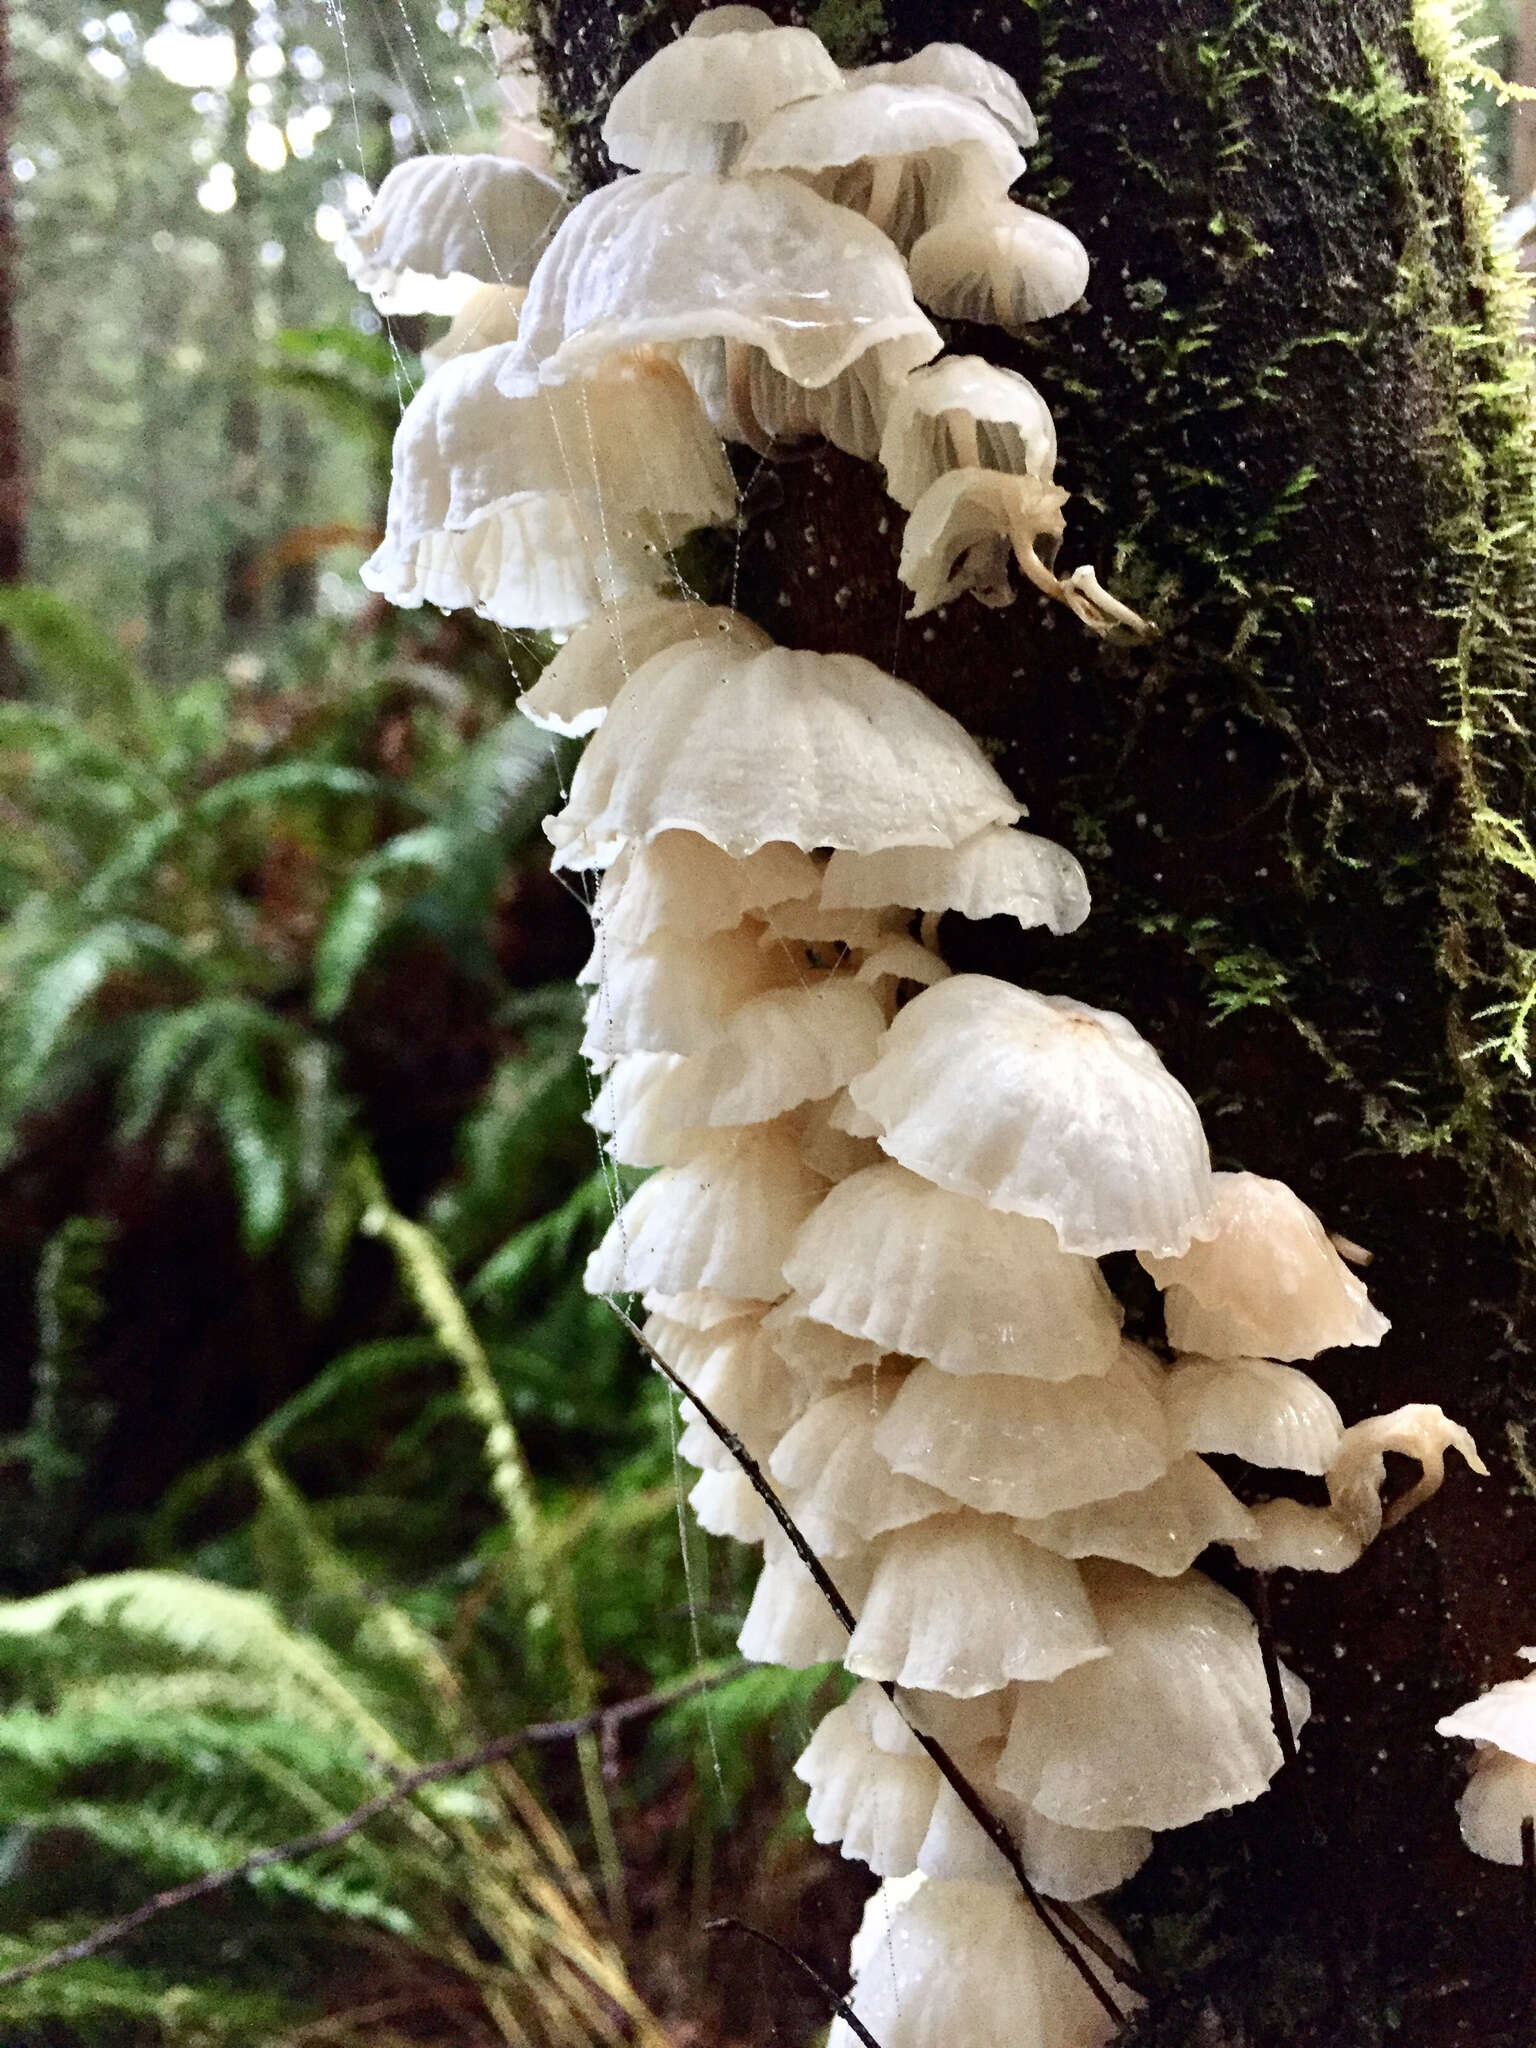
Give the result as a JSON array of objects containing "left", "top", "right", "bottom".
[{"left": 806, "top": 0, "right": 886, "bottom": 64}]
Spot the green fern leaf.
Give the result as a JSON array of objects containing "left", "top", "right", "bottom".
[
  {"left": 311, "top": 824, "right": 447, "bottom": 1019},
  {"left": 5, "top": 922, "right": 199, "bottom": 1118},
  {"left": 0, "top": 585, "right": 168, "bottom": 752}
]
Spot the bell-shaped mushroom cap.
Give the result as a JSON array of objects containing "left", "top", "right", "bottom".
[
  {"left": 343, "top": 153, "right": 568, "bottom": 315},
  {"left": 362, "top": 343, "right": 735, "bottom": 631},
  {"left": 503, "top": 172, "right": 941, "bottom": 394},
  {"left": 847, "top": 1514, "right": 1107, "bottom": 1694},
  {"left": 879, "top": 357, "right": 1057, "bottom": 511},
  {"left": 1437, "top": 1656, "right": 1536, "bottom": 1762},
  {"left": 1141, "top": 1171, "right": 1390, "bottom": 1361},
  {"left": 847, "top": 976, "right": 1214, "bottom": 1258},
  {"left": 738, "top": 1538, "right": 874, "bottom": 1668},
  {"left": 589, "top": 1053, "right": 695, "bottom": 1168},
  {"left": 898, "top": 467, "right": 1070, "bottom": 619},
  {"left": 917, "top": 1759, "right": 1151, "bottom": 1898},
  {"left": 782, "top": 1162, "right": 1122, "bottom": 1381},
  {"left": 603, "top": 22, "right": 843, "bottom": 173},
  {"left": 585, "top": 1124, "right": 824, "bottom": 1300},
  {"left": 908, "top": 200, "right": 1090, "bottom": 331},
  {"left": 578, "top": 921, "right": 799, "bottom": 1066},
  {"left": 738, "top": 86, "right": 1024, "bottom": 253},
  {"left": 699, "top": 338, "right": 917, "bottom": 460},
  {"left": 1015, "top": 1454, "right": 1256, "bottom": 1579},
  {"left": 646, "top": 1311, "right": 806, "bottom": 1452},
  {"left": 548, "top": 645, "right": 1022, "bottom": 867},
  {"left": 1454, "top": 1753, "right": 1536, "bottom": 1863},
  {"left": 521, "top": 599, "right": 772, "bottom": 739},
  {"left": 874, "top": 1350, "right": 1172, "bottom": 1521},
  {"left": 760, "top": 1299, "right": 888, "bottom": 1388},
  {"left": 1228, "top": 1496, "right": 1365, "bottom": 1575},
  {"left": 852, "top": 45, "right": 1037, "bottom": 148},
  {"left": 421, "top": 282, "right": 526, "bottom": 371},
  {"left": 998, "top": 1564, "right": 1310, "bottom": 1833},
  {"left": 855, "top": 938, "right": 952, "bottom": 990},
  {"left": 688, "top": 4, "right": 775, "bottom": 30},
  {"left": 689, "top": 1465, "right": 772, "bottom": 1544},
  {"left": 1163, "top": 1355, "right": 1346, "bottom": 1475},
  {"left": 652, "top": 980, "right": 891, "bottom": 1130},
  {"left": 795, "top": 1099, "right": 887, "bottom": 1184},
  {"left": 795, "top": 1683, "right": 939, "bottom": 1877},
  {"left": 641, "top": 1286, "right": 760, "bottom": 1330},
  {"left": 828, "top": 1878, "right": 1134, "bottom": 2048},
  {"left": 595, "top": 831, "right": 817, "bottom": 941},
  {"left": 822, "top": 827, "right": 1087, "bottom": 933},
  {"left": 770, "top": 1373, "right": 952, "bottom": 1555}
]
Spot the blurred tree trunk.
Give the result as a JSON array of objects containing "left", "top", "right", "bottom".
[
  {"left": 531, "top": 4, "right": 1536, "bottom": 2044},
  {"left": 221, "top": 5, "right": 263, "bottom": 643},
  {"left": 0, "top": 0, "right": 23, "bottom": 587}
]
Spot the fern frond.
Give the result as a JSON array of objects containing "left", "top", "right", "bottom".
[
  {"left": 311, "top": 825, "right": 449, "bottom": 1020},
  {"left": 0, "top": 1939, "right": 305, "bottom": 2046}
]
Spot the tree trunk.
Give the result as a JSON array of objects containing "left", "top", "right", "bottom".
[
  {"left": 532, "top": 4, "right": 1536, "bottom": 2041},
  {"left": 221, "top": 6, "right": 264, "bottom": 644},
  {"left": 0, "top": 0, "right": 24, "bottom": 588}
]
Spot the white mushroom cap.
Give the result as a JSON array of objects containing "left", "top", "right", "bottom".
[
  {"left": 852, "top": 45, "right": 1037, "bottom": 148},
  {"left": 847, "top": 975, "right": 1215, "bottom": 1258},
  {"left": 917, "top": 1759, "right": 1151, "bottom": 1898},
  {"left": 821, "top": 827, "right": 1088, "bottom": 933},
  {"left": 421, "top": 282, "right": 526, "bottom": 371},
  {"left": 646, "top": 1311, "right": 806, "bottom": 1454},
  {"left": 588, "top": 1052, "right": 695, "bottom": 1167},
  {"left": 577, "top": 921, "right": 799, "bottom": 1066},
  {"left": 795, "top": 1684, "right": 939, "bottom": 1876},
  {"left": 1228, "top": 1496, "right": 1365, "bottom": 1575},
  {"left": 342, "top": 153, "right": 568, "bottom": 314},
  {"left": 1141, "top": 1170, "right": 1391, "bottom": 1361},
  {"left": 898, "top": 467, "right": 1066, "bottom": 617},
  {"left": 873, "top": 1350, "right": 1172, "bottom": 1521},
  {"left": 828, "top": 1878, "right": 1133, "bottom": 2048},
  {"left": 1437, "top": 1656, "right": 1536, "bottom": 1761},
  {"left": 794, "top": 1098, "right": 888, "bottom": 1184},
  {"left": 736, "top": 85, "right": 1025, "bottom": 253},
  {"left": 547, "top": 644, "right": 1023, "bottom": 868},
  {"left": 854, "top": 937, "right": 953, "bottom": 989},
  {"left": 847, "top": 1514, "right": 1107, "bottom": 1693},
  {"left": 594, "top": 831, "right": 817, "bottom": 941},
  {"left": 1162, "top": 1355, "right": 1346, "bottom": 1475},
  {"left": 1014, "top": 1455, "right": 1257, "bottom": 1578},
  {"left": 585, "top": 1123, "right": 824, "bottom": 1300},
  {"left": 908, "top": 201, "right": 1090, "bottom": 331},
  {"left": 603, "top": 23, "right": 843, "bottom": 173},
  {"left": 760, "top": 1299, "right": 888, "bottom": 1388},
  {"left": 691, "top": 335, "right": 919, "bottom": 459},
  {"left": 781, "top": 1162, "right": 1123, "bottom": 1381},
  {"left": 521, "top": 599, "right": 772, "bottom": 739},
  {"left": 998, "top": 1564, "right": 1311, "bottom": 1833},
  {"left": 879, "top": 356, "right": 1057, "bottom": 511},
  {"left": 689, "top": 1466, "right": 772, "bottom": 1544},
  {"left": 503, "top": 172, "right": 941, "bottom": 394},
  {"left": 769, "top": 1374, "right": 952, "bottom": 1555},
  {"left": 362, "top": 343, "right": 735, "bottom": 631},
  {"left": 1454, "top": 1753, "right": 1536, "bottom": 1863},
  {"left": 641, "top": 1287, "right": 761, "bottom": 1330},
  {"left": 649, "top": 980, "right": 892, "bottom": 1130},
  {"left": 738, "top": 1538, "right": 875, "bottom": 1668}
]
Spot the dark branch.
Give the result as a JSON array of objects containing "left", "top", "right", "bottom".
[
  {"left": 705, "top": 1916, "right": 886, "bottom": 2048},
  {"left": 0, "top": 1667, "right": 735, "bottom": 1991}
]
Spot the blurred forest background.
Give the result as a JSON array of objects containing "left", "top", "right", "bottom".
[{"left": 0, "top": 0, "right": 1533, "bottom": 2042}]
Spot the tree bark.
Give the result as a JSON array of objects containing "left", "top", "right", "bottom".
[
  {"left": 0, "top": 0, "right": 24, "bottom": 588},
  {"left": 532, "top": 4, "right": 1536, "bottom": 2041}
]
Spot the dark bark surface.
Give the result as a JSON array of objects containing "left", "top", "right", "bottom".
[{"left": 529, "top": 4, "right": 1536, "bottom": 2041}]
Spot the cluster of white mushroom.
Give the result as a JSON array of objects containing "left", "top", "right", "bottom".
[
  {"left": 1439, "top": 1652, "right": 1536, "bottom": 1866},
  {"left": 349, "top": 4, "right": 1145, "bottom": 636},
  {"left": 339, "top": 15, "right": 1487, "bottom": 2040}
]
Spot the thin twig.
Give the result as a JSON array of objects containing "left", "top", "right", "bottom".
[
  {"left": 705, "top": 1917, "right": 885, "bottom": 2048},
  {"left": 0, "top": 1669, "right": 735, "bottom": 1992},
  {"left": 613, "top": 1303, "right": 1148, "bottom": 2020}
]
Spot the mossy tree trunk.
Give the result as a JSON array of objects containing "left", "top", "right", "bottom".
[{"left": 530, "top": 3, "right": 1536, "bottom": 2040}]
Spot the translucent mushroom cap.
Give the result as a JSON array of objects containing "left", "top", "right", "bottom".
[
  {"left": 852, "top": 44, "right": 1038, "bottom": 148},
  {"left": 908, "top": 201, "right": 1090, "bottom": 332},
  {"left": 847, "top": 975, "right": 1214, "bottom": 1257},
  {"left": 343, "top": 154, "right": 568, "bottom": 315},
  {"left": 1162, "top": 1355, "right": 1346, "bottom": 1475},
  {"left": 603, "top": 22, "right": 843, "bottom": 172},
  {"left": 781, "top": 1161, "right": 1123, "bottom": 1381},
  {"left": 547, "top": 644, "right": 1023, "bottom": 868},
  {"left": 898, "top": 467, "right": 1067, "bottom": 617},
  {"left": 829, "top": 1877, "right": 1132, "bottom": 2048},
  {"left": 421, "top": 282, "right": 525, "bottom": 372},
  {"left": 361, "top": 341, "right": 735, "bottom": 631},
  {"left": 736, "top": 85, "right": 1025, "bottom": 252},
  {"left": 595, "top": 830, "right": 818, "bottom": 943},
  {"left": 821, "top": 826, "right": 1087, "bottom": 932},
  {"left": 502, "top": 171, "right": 941, "bottom": 394},
  {"left": 519, "top": 598, "right": 771, "bottom": 738},
  {"left": 880, "top": 356, "right": 1058, "bottom": 511},
  {"left": 1454, "top": 1753, "right": 1536, "bottom": 1864},
  {"left": 1140, "top": 1170, "right": 1390, "bottom": 1360},
  {"left": 1436, "top": 1655, "right": 1536, "bottom": 1763}
]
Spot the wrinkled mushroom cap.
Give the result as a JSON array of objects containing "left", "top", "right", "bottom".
[
  {"left": 908, "top": 200, "right": 1090, "bottom": 333},
  {"left": 898, "top": 467, "right": 1068, "bottom": 617},
  {"left": 847, "top": 975, "right": 1214, "bottom": 1257},
  {"left": 1162, "top": 1355, "right": 1346, "bottom": 1475},
  {"left": 1015, "top": 1454, "right": 1257, "bottom": 1578},
  {"left": 504, "top": 172, "right": 941, "bottom": 394},
  {"left": 594, "top": 828, "right": 817, "bottom": 941},
  {"left": 343, "top": 153, "right": 567, "bottom": 315},
  {"left": 421, "top": 282, "right": 525, "bottom": 371},
  {"left": 603, "top": 23, "right": 843, "bottom": 172},
  {"left": 852, "top": 43, "right": 1037, "bottom": 147},
  {"left": 1437, "top": 1659, "right": 1536, "bottom": 1763},
  {"left": 821, "top": 826, "right": 1086, "bottom": 931},
  {"left": 880, "top": 356, "right": 1058, "bottom": 511}
]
